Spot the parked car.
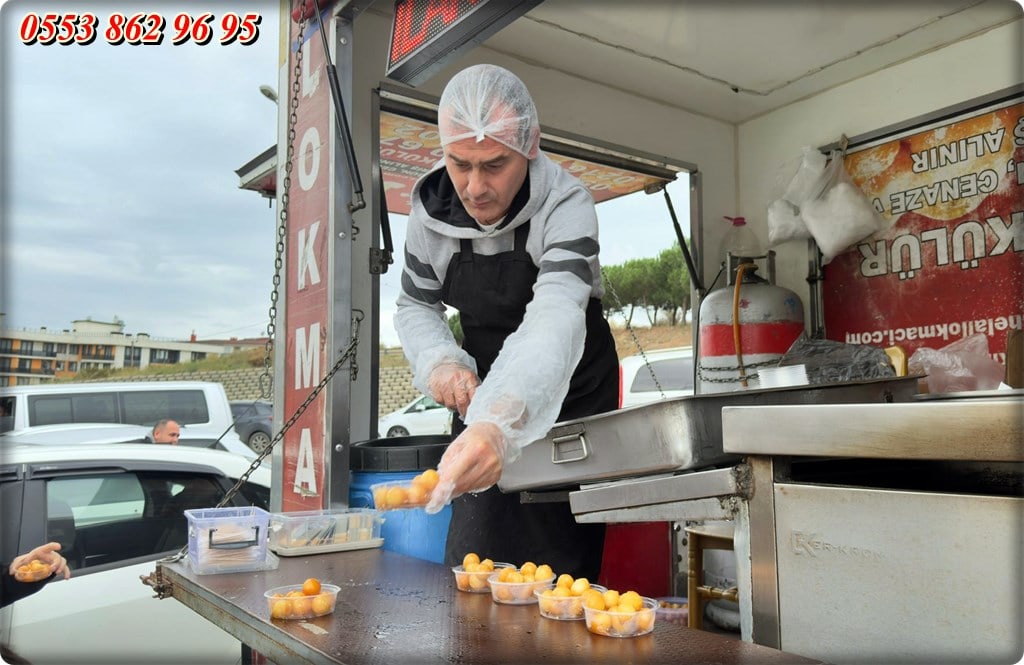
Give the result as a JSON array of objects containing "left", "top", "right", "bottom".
[
  {"left": 0, "top": 381, "right": 252, "bottom": 456},
  {"left": 230, "top": 400, "right": 274, "bottom": 453},
  {"left": 618, "top": 346, "right": 695, "bottom": 408},
  {"left": 0, "top": 422, "right": 258, "bottom": 461},
  {"left": 377, "top": 394, "right": 452, "bottom": 438},
  {"left": 0, "top": 443, "right": 270, "bottom": 664}
]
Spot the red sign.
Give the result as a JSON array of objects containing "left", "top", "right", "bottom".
[
  {"left": 386, "top": 0, "right": 541, "bottom": 85},
  {"left": 823, "top": 97, "right": 1024, "bottom": 365},
  {"left": 379, "top": 111, "right": 667, "bottom": 214},
  {"left": 281, "top": 7, "right": 330, "bottom": 512}
]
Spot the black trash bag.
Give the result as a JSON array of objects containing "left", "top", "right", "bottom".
[{"left": 777, "top": 334, "right": 896, "bottom": 384}]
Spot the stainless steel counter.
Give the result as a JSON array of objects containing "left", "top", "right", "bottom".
[
  {"left": 155, "top": 548, "right": 824, "bottom": 665},
  {"left": 721, "top": 396, "right": 1023, "bottom": 460},
  {"left": 559, "top": 392, "right": 1023, "bottom": 660}
]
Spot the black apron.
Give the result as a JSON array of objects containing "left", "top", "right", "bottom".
[{"left": 440, "top": 221, "right": 619, "bottom": 580}]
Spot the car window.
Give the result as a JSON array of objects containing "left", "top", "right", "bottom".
[
  {"left": 44, "top": 470, "right": 229, "bottom": 570},
  {"left": 236, "top": 480, "right": 270, "bottom": 511},
  {"left": 0, "top": 396, "right": 14, "bottom": 433},
  {"left": 122, "top": 390, "right": 209, "bottom": 426},
  {"left": 48, "top": 476, "right": 145, "bottom": 527},
  {"left": 27, "top": 389, "right": 211, "bottom": 427},
  {"left": 629, "top": 357, "right": 695, "bottom": 393},
  {"left": 414, "top": 397, "right": 442, "bottom": 411},
  {"left": 31, "top": 393, "right": 119, "bottom": 426}
]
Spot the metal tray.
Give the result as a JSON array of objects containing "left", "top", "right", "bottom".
[{"left": 498, "top": 376, "right": 920, "bottom": 492}]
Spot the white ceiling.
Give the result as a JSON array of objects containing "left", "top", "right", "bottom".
[{"left": 476, "top": 0, "right": 1021, "bottom": 124}]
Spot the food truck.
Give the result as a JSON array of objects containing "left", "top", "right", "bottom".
[{"left": 150, "top": 1, "right": 1023, "bottom": 663}]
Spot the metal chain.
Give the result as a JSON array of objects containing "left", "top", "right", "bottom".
[
  {"left": 259, "top": 7, "right": 308, "bottom": 401},
  {"left": 696, "top": 358, "right": 777, "bottom": 383},
  {"left": 153, "top": 4, "right": 315, "bottom": 567},
  {"left": 157, "top": 320, "right": 361, "bottom": 564},
  {"left": 148, "top": 1, "right": 365, "bottom": 580},
  {"left": 600, "top": 267, "right": 666, "bottom": 399}
]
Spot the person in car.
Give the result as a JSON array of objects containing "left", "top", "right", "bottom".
[
  {"left": 2, "top": 541, "right": 71, "bottom": 609},
  {"left": 151, "top": 419, "right": 180, "bottom": 444},
  {"left": 394, "top": 63, "right": 618, "bottom": 580}
]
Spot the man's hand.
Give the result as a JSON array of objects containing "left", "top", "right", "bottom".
[
  {"left": 425, "top": 422, "right": 507, "bottom": 514},
  {"left": 427, "top": 363, "right": 480, "bottom": 417},
  {"left": 10, "top": 542, "right": 71, "bottom": 580}
]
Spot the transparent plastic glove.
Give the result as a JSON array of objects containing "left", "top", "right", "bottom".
[
  {"left": 427, "top": 363, "right": 480, "bottom": 418},
  {"left": 425, "top": 422, "right": 508, "bottom": 515}
]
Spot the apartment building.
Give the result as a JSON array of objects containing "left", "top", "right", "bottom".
[{"left": 0, "top": 317, "right": 230, "bottom": 387}]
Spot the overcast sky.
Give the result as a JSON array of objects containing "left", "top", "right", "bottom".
[{"left": 2, "top": 0, "right": 689, "bottom": 348}]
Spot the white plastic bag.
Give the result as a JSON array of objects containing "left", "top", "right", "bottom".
[
  {"left": 907, "top": 334, "right": 1006, "bottom": 394},
  {"left": 801, "top": 149, "right": 886, "bottom": 264},
  {"left": 767, "top": 147, "right": 825, "bottom": 246}
]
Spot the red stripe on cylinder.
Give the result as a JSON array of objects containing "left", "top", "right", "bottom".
[{"left": 699, "top": 322, "right": 805, "bottom": 357}]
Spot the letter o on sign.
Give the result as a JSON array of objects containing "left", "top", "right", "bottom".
[{"left": 298, "top": 126, "right": 321, "bottom": 192}]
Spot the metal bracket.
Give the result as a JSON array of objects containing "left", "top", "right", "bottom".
[
  {"left": 139, "top": 567, "right": 174, "bottom": 600},
  {"left": 369, "top": 247, "right": 394, "bottom": 275}
]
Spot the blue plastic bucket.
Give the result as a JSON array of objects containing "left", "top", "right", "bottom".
[{"left": 349, "top": 435, "right": 451, "bottom": 564}]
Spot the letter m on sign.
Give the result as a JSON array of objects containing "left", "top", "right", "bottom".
[{"left": 295, "top": 323, "right": 321, "bottom": 389}]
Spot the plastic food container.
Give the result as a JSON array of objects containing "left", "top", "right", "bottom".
[
  {"left": 370, "top": 480, "right": 430, "bottom": 511},
  {"left": 269, "top": 508, "right": 383, "bottom": 555},
  {"left": 186, "top": 506, "right": 271, "bottom": 575},
  {"left": 535, "top": 583, "right": 608, "bottom": 620},
  {"left": 265, "top": 583, "right": 340, "bottom": 620},
  {"left": 583, "top": 596, "right": 658, "bottom": 637},
  {"left": 655, "top": 596, "right": 689, "bottom": 625},
  {"left": 13, "top": 560, "right": 52, "bottom": 583},
  {"left": 488, "top": 571, "right": 557, "bottom": 605},
  {"left": 451, "top": 562, "right": 514, "bottom": 593}
]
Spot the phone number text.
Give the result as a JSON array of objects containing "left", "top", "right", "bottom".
[{"left": 18, "top": 12, "right": 262, "bottom": 46}]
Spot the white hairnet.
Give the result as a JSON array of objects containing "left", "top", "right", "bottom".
[{"left": 438, "top": 64, "right": 540, "bottom": 159}]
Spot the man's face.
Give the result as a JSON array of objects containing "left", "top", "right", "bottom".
[
  {"left": 154, "top": 422, "right": 180, "bottom": 444},
  {"left": 443, "top": 136, "right": 528, "bottom": 226}
]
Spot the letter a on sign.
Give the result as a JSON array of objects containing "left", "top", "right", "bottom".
[{"left": 293, "top": 428, "right": 318, "bottom": 495}]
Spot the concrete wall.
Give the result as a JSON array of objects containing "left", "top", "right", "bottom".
[{"left": 736, "top": 20, "right": 1023, "bottom": 309}]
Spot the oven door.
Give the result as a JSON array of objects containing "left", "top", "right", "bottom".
[{"left": 772, "top": 482, "right": 1022, "bottom": 664}]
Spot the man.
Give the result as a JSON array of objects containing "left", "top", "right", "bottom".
[
  {"left": 394, "top": 64, "right": 618, "bottom": 580},
  {"left": 152, "top": 419, "right": 180, "bottom": 444}
]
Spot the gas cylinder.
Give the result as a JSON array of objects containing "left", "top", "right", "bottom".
[{"left": 696, "top": 252, "right": 804, "bottom": 394}]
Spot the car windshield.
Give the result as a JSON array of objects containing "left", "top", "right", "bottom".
[{"left": 630, "top": 357, "right": 695, "bottom": 393}]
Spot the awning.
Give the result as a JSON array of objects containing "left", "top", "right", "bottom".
[{"left": 238, "top": 94, "right": 688, "bottom": 215}]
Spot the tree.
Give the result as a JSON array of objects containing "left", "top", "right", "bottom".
[
  {"left": 602, "top": 240, "right": 693, "bottom": 325},
  {"left": 447, "top": 311, "right": 464, "bottom": 345},
  {"left": 653, "top": 244, "right": 691, "bottom": 325}
]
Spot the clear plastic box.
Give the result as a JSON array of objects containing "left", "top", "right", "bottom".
[
  {"left": 269, "top": 508, "right": 383, "bottom": 556},
  {"left": 535, "top": 583, "right": 608, "bottom": 621},
  {"left": 488, "top": 570, "right": 557, "bottom": 605},
  {"left": 370, "top": 480, "right": 430, "bottom": 511},
  {"left": 266, "top": 583, "right": 340, "bottom": 620},
  {"left": 186, "top": 506, "right": 271, "bottom": 575},
  {"left": 655, "top": 596, "right": 689, "bottom": 625},
  {"left": 583, "top": 596, "right": 658, "bottom": 637},
  {"left": 451, "top": 562, "right": 514, "bottom": 593}
]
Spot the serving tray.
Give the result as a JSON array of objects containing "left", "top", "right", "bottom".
[{"left": 499, "top": 376, "right": 919, "bottom": 492}]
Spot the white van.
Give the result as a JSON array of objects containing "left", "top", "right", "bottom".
[
  {"left": 618, "top": 347, "right": 695, "bottom": 408},
  {"left": 0, "top": 381, "right": 255, "bottom": 459}
]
